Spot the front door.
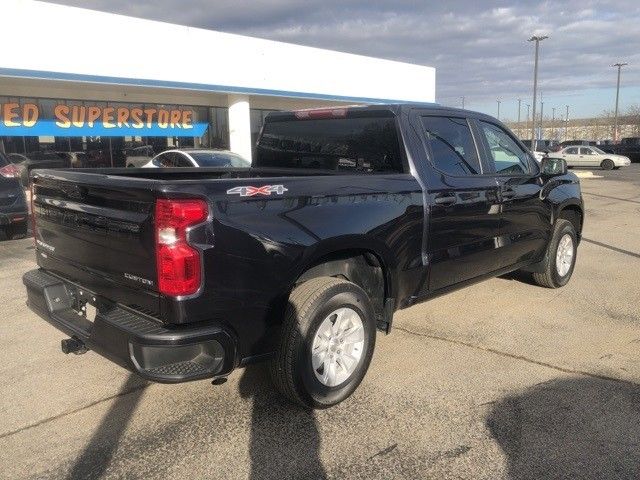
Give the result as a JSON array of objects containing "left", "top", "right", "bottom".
[
  {"left": 413, "top": 114, "right": 503, "bottom": 292},
  {"left": 475, "top": 120, "right": 552, "bottom": 268},
  {"left": 561, "top": 147, "right": 582, "bottom": 167},
  {"left": 580, "top": 147, "right": 601, "bottom": 167}
]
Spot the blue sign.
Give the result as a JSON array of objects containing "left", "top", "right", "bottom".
[
  {"left": 0, "top": 120, "right": 209, "bottom": 137},
  {"left": 0, "top": 103, "right": 209, "bottom": 137}
]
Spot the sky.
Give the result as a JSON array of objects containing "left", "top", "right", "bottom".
[{"left": 50, "top": 0, "right": 640, "bottom": 121}]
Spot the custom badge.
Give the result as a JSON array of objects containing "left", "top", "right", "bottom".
[{"left": 226, "top": 185, "right": 288, "bottom": 197}]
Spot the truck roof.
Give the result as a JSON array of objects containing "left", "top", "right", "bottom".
[{"left": 268, "top": 103, "right": 500, "bottom": 123}]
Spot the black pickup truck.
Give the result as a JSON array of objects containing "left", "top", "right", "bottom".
[
  {"left": 23, "top": 104, "right": 583, "bottom": 408},
  {"left": 610, "top": 137, "right": 640, "bottom": 162}
]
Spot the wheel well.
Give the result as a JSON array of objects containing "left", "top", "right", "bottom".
[
  {"left": 295, "top": 250, "right": 391, "bottom": 331},
  {"left": 559, "top": 206, "right": 583, "bottom": 239}
]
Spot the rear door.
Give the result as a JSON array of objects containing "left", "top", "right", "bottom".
[
  {"left": 413, "top": 113, "right": 503, "bottom": 291},
  {"left": 475, "top": 120, "right": 551, "bottom": 268}
]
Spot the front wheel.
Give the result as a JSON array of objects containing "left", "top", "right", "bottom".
[
  {"left": 601, "top": 159, "right": 615, "bottom": 170},
  {"left": 532, "top": 219, "right": 577, "bottom": 288},
  {"left": 269, "top": 277, "right": 376, "bottom": 409}
]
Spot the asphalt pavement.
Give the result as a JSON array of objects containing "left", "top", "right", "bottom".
[{"left": 0, "top": 165, "right": 639, "bottom": 479}]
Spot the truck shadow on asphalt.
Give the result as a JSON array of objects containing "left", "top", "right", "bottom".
[
  {"left": 65, "top": 375, "right": 147, "bottom": 480},
  {"left": 58, "top": 365, "right": 326, "bottom": 480},
  {"left": 238, "top": 364, "right": 327, "bottom": 480},
  {"left": 486, "top": 376, "right": 640, "bottom": 479}
]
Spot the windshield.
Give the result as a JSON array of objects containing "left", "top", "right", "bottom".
[
  {"left": 591, "top": 147, "right": 605, "bottom": 154},
  {"left": 189, "top": 151, "right": 250, "bottom": 168}
]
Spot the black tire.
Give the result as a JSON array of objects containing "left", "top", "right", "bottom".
[
  {"left": 532, "top": 219, "right": 577, "bottom": 288},
  {"left": 5, "top": 221, "right": 28, "bottom": 240},
  {"left": 601, "top": 159, "right": 615, "bottom": 170},
  {"left": 269, "top": 276, "right": 376, "bottom": 409}
]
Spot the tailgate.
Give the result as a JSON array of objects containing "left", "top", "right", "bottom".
[{"left": 32, "top": 172, "right": 160, "bottom": 317}]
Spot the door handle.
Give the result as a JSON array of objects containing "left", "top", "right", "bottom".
[
  {"left": 501, "top": 189, "right": 516, "bottom": 199},
  {"left": 434, "top": 194, "right": 457, "bottom": 206}
]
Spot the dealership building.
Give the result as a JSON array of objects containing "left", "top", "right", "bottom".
[{"left": 0, "top": 1, "right": 435, "bottom": 167}]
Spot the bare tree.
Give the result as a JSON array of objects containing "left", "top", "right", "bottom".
[{"left": 626, "top": 104, "right": 640, "bottom": 136}]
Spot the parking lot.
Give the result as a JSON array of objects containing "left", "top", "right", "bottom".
[{"left": 0, "top": 165, "right": 639, "bottom": 479}]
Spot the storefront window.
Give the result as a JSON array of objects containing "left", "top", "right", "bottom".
[{"left": 0, "top": 96, "right": 228, "bottom": 168}]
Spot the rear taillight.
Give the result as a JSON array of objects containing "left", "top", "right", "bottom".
[
  {"left": 0, "top": 164, "right": 20, "bottom": 178},
  {"left": 155, "top": 198, "right": 208, "bottom": 296}
]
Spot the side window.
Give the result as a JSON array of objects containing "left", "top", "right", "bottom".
[
  {"left": 479, "top": 121, "right": 530, "bottom": 175},
  {"left": 580, "top": 147, "right": 593, "bottom": 155},
  {"left": 420, "top": 116, "right": 481, "bottom": 175},
  {"left": 565, "top": 147, "right": 579, "bottom": 155},
  {"left": 174, "top": 153, "right": 193, "bottom": 167},
  {"left": 158, "top": 152, "right": 191, "bottom": 167}
]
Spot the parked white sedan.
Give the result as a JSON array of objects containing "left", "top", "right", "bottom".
[
  {"left": 555, "top": 146, "right": 631, "bottom": 170},
  {"left": 142, "top": 149, "right": 250, "bottom": 168}
]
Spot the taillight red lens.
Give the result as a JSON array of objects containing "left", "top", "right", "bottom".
[
  {"left": 155, "top": 199, "right": 208, "bottom": 296},
  {"left": 0, "top": 164, "right": 20, "bottom": 178}
]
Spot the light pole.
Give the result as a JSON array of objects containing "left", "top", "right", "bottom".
[
  {"left": 529, "top": 35, "right": 548, "bottom": 151},
  {"left": 565, "top": 105, "right": 569, "bottom": 141},
  {"left": 552, "top": 107, "right": 556, "bottom": 139},
  {"left": 540, "top": 100, "right": 544, "bottom": 141},
  {"left": 460, "top": 96, "right": 465, "bottom": 109},
  {"left": 612, "top": 62, "right": 628, "bottom": 142},
  {"left": 526, "top": 103, "right": 531, "bottom": 138},
  {"left": 517, "top": 98, "right": 522, "bottom": 136},
  {"left": 497, "top": 99, "right": 501, "bottom": 120}
]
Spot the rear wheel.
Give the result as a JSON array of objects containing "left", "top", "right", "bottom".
[
  {"left": 269, "top": 277, "right": 376, "bottom": 409},
  {"left": 601, "top": 159, "right": 615, "bottom": 170},
  {"left": 532, "top": 219, "right": 577, "bottom": 288}
]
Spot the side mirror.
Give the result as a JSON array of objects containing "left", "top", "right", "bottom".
[{"left": 541, "top": 157, "right": 567, "bottom": 176}]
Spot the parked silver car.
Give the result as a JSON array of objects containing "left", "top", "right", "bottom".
[
  {"left": 142, "top": 149, "right": 250, "bottom": 168},
  {"left": 555, "top": 146, "right": 630, "bottom": 170}
]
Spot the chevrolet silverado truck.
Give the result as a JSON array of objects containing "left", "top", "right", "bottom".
[{"left": 23, "top": 104, "right": 583, "bottom": 408}]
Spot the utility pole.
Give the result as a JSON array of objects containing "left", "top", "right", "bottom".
[
  {"left": 517, "top": 98, "right": 522, "bottom": 137},
  {"left": 565, "top": 105, "right": 569, "bottom": 141},
  {"left": 529, "top": 35, "right": 548, "bottom": 151},
  {"left": 460, "top": 96, "right": 465, "bottom": 109},
  {"left": 497, "top": 99, "right": 501, "bottom": 120},
  {"left": 526, "top": 103, "right": 531, "bottom": 138},
  {"left": 612, "top": 62, "right": 628, "bottom": 142},
  {"left": 540, "top": 101, "right": 544, "bottom": 142},
  {"left": 552, "top": 107, "right": 556, "bottom": 139}
]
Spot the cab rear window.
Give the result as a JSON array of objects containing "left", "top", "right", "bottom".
[{"left": 255, "top": 116, "right": 404, "bottom": 173}]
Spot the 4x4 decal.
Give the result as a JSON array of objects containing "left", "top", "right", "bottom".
[{"left": 226, "top": 185, "right": 288, "bottom": 197}]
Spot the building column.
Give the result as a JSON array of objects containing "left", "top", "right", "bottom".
[{"left": 227, "top": 94, "right": 252, "bottom": 162}]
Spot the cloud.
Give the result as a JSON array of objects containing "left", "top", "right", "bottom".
[{"left": 49, "top": 0, "right": 640, "bottom": 109}]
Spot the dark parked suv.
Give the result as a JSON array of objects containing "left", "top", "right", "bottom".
[{"left": 0, "top": 152, "right": 28, "bottom": 239}]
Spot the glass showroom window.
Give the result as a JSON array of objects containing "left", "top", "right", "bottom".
[{"left": 0, "top": 97, "right": 229, "bottom": 168}]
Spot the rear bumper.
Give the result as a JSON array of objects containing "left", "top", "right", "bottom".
[
  {"left": 23, "top": 269, "right": 237, "bottom": 383},
  {"left": 0, "top": 200, "right": 28, "bottom": 225},
  {"left": 0, "top": 211, "right": 28, "bottom": 226}
]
